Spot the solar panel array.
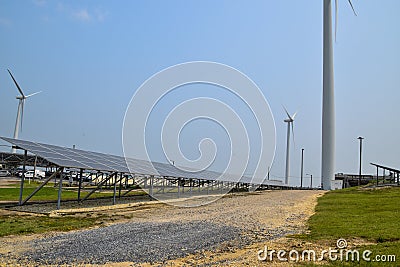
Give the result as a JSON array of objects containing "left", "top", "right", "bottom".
[
  {"left": 370, "top": 163, "right": 400, "bottom": 174},
  {"left": 1, "top": 137, "right": 283, "bottom": 186}
]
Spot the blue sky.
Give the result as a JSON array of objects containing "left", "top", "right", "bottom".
[{"left": 0, "top": 0, "right": 399, "bottom": 187}]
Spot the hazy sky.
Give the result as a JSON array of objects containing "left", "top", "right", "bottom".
[{"left": 0, "top": 1, "right": 399, "bottom": 187}]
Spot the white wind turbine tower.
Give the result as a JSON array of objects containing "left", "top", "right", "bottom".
[
  {"left": 7, "top": 69, "right": 41, "bottom": 153},
  {"left": 321, "top": 0, "right": 356, "bottom": 190},
  {"left": 283, "top": 107, "right": 297, "bottom": 185}
]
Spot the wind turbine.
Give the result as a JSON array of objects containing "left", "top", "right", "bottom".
[
  {"left": 283, "top": 107, "right": 297, "bottom": 186},
  {"left": 321, "top": 0, "right": 356, "bottom": 190},
  {"left": 7, "top": 69, "right": 41, "bottom": 153}
]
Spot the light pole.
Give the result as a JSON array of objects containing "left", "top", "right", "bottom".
[
  {"left": 300, "top": 148, "right": 304, "bottom": 188},
  {"left": 306, "top": 173, "right": 313, "bottom": 189},
  {"left": 357, "top": 137, "right": 364, "bottom": 186}
]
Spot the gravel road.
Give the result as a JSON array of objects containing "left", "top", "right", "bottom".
[{"left": 23, "top": 221, "right": 244, "bottom": 265}]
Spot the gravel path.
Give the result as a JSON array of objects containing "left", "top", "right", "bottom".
[
  {"left": 23, "top": 221, "right": 244, "bottom": 265},
  {"left": 0, "top": 190, "right": 323, "bottom": 266}
]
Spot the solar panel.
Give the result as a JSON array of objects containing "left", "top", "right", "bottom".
[
  {"left": 1, "top": 137, "right": 128, "bottom": 172},
  {"left": 1, "top": 137, "right": 283, "bottom": 186}
]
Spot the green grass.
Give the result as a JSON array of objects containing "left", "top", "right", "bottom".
[
  {"left": 303, "top": 186, "right": 400, "bottom": 266},
  {"left": 0, "top": 215, "right": 98, "bottom": 237},
  {"left": 0, "top": 182, "right": 129, "bottom": 202},
  {"left": 0, "top": 183, "right": 147, "bottom": 238},
  {"left": 308, "top": 187, "right": 400, "bottom": 242},
  {"left": 0, "top": 187, "right": 77, "bottom": 201}
]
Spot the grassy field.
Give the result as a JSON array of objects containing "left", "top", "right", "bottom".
[
  {"left": 303, "top": 186, "right": 400, "bottom": 266},
  {"left": 0, "top": 180, "right": 146, "bottom": 237},
  {"left": 0, "top": 180, "right": 144, "bottom": 202},
  {"left": 0, "top": 215, "right": 99, "bottom": 237}
]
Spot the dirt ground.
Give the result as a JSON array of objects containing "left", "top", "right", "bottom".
[
  {"left": 0, "top": 176, "right": 20, "bottom": 188},
  {"left": 0, "top": 190, "right": 325, "bottom": 266}
]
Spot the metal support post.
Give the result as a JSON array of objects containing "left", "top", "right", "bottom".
[
  {"left": 31, "top": 155, "right": 37, "bottom": 184},
  {"left": 78, "top": 169, "right": 83, "bottom": 202},
  {"left": 358, "top": 136, "right": 364, "bottom": 186},
  {"left": 19, "top": 150, "right": 27, "bottom": 205},
  {"left": 113, "top": 174, "right": 117, "bottom": 205},
  {"left": 383, "top": 169, "right": 385, "bottom": 185},
  {"left": 57, "top": 171, "right": 63, "bottom": 210},
  {"left": 300, "top": 148, "right": 304, "bottom": 188},
  {"left": 118, "top": 173, "right": 123, "bottom": 198},
  {"left": 178, "top": 178, "right": 181, "bottom": 198},
  {"left": 149, "top": 175, "right": 154, "bottom": 197}
]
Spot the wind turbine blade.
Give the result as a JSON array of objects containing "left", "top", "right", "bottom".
[
  {"left": 335, "top": 0, "right": 338, "bottom": 42},
  {"left": 26, "top": 91, "right": 42, "bottom": 98},
  {"left": 7, "top": 69, "right": 25, "bottom": 97},
  {"left": 348, "top": 0, "right": 357, "bottom": 16},
  {"left": 282, "top": 105, "right": 292, "bottom": 120},
  {"left": 292, "top": 111, "right": 298, "bottom": 120}
]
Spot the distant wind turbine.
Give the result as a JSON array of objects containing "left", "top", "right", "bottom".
[
  {"left": 321, "top": 0, "right": 356, "bottom": 190},
  {"left": 7, "top": 69, "right": 41, "bottom": 153},
  {"left": 283, "top": 107, "right": 297, "bottom": 186}
]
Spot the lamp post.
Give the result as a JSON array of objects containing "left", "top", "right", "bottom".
[
  {"left": 306, "top": 173, "right": 313, "bottom": 189},
  {"left": 357, "top": 137, "right": 364, "bottom": 186},
  {"left": 300, "top": 148, "right": 304, "bottom": 188}
]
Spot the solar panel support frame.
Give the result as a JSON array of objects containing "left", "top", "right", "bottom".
[
  {"left": 81, "top": 172, "right": 117, "bottom": 202},
  {"left": 21, "top": 167, "right": 64, "bottom": 206}
]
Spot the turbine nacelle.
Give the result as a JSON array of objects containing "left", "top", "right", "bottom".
[{"left": 283, "top": 106, "right": 297, "bottom": 122}]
